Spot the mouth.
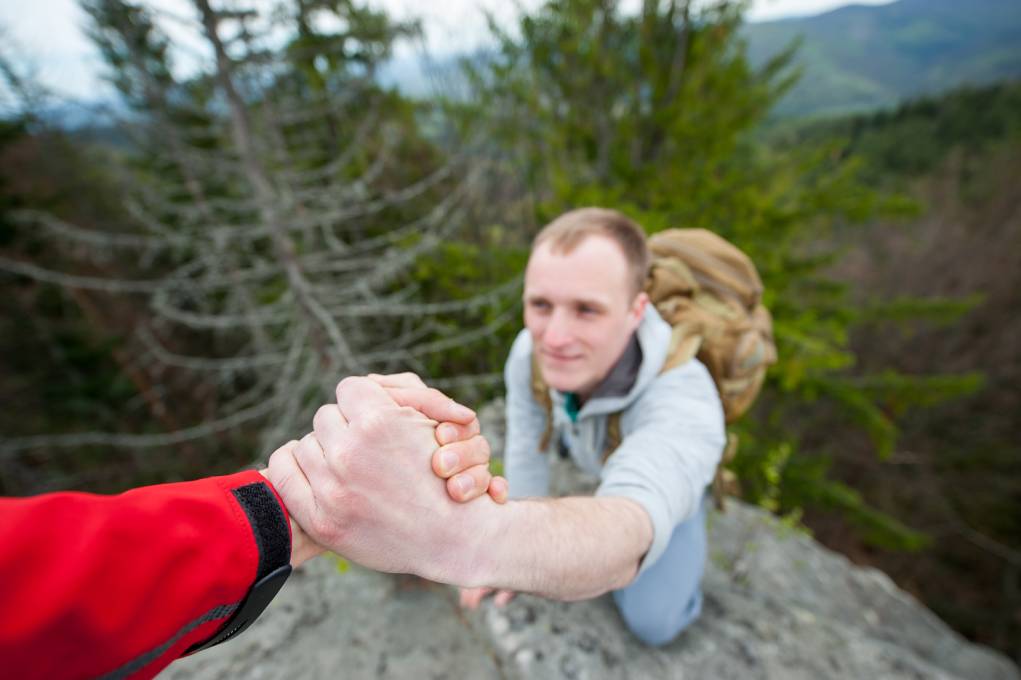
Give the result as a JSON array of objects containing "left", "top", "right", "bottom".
[{"left": 540, "top": 348, "right": 583, "bottom": 364}]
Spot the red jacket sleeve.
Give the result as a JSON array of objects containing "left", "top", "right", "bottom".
[{"left": 0, "top": 470, "right": 292, "bottom": 679}]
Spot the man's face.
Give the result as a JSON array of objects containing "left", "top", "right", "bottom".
[{"left": 524, "top": 235, "right": 647, "bottom": 398}]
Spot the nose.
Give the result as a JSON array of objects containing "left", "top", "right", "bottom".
[{"left": 542, "top": 308, "right": 574, "bottom": 349}]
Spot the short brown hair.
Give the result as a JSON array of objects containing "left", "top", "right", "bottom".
[{"left": 533, "top": 207, "right": 650, "bottom": 296}]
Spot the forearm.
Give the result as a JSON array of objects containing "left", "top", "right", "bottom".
[
  {"left": 470, "top": 496, "right": 653, "bottom": 601},
  {"left": 0, "top": 471, "right": 289, "bottom": 678}
]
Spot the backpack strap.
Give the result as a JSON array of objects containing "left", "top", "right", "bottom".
[
  {"left": 601, "top": 413, "right": 622, "bottom": 463},
  {"left": 599, "top": 361, "right": 741, "bottom": 512},
  {"left": 711, "top": 433, "right": 740, "bottom": 512},
  {"left": 532, "top": 350, "right": 738, "bottom": 512},
  {"left": 530, "top": 352, "right": 555, "bottom": 452},
  {"left": 529, "top": 355, "right": 625, "bottom": 464}
]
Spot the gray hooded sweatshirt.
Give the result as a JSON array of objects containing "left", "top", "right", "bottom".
[{"left": 503, "top": 305, "right": 726, "bottom": 572}]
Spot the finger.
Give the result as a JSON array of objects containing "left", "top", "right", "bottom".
[
  {"left": 446, "top": 465, "right": 493, "bottom": 503},
  {"left": 384, "top": 387, "right": 475, "bottom": 425},
  {"left": 432, "top": 434, "right": 491, "bottom": 478},
  {"left": 335, "top": 376, "right": 401, "bottom": 423},
  {"left": 312, "top": 403, "right": 349, "bottom": 454},
  {"left": 266, "top": 438, "right": 299, "bottom": 464},
  {"left": 367, "top": 372, "right": 427, "bottom": 389},
  {"left": 292, "top": 432, "right": 329, "bottom": 486},
  {"left": 265, "top": 440, "right": 317, "bottom": 525},
  {"left": 494, "top": 590, "right": 515, "bottom": 607},
  {"left": 436, "top": 418, "right": 481, "bottom": 446},
  {"left": 460, "top": 587, "right": 492, "bottom": 610},
  {"left": 487, "top": 476, "right": 509, "bottom": 504}
]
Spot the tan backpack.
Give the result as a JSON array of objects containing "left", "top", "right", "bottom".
[{"left": 531, "top": 228, "right": 777, "bottom": 509}]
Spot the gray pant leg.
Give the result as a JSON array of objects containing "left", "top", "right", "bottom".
[{"left": 612, "top": 496, "right": 708, "bottom": 646}]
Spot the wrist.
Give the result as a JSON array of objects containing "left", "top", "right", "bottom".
[
  {"left": 450, "top": 498, "right": 511, "bottom": 589},
  {"left": 288, "top": 519, "right": 325, "bottom": 568},
  {"left": 258, "top": 469, "right": 324, "bottom": 568}
]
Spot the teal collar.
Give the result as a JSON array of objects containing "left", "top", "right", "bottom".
[{"left": 564, "top": 392, "right": 581, "bottom": 423}]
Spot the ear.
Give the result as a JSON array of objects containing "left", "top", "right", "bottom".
[{"left": 627, "top": 291, "right": 649, "bottom": 331}]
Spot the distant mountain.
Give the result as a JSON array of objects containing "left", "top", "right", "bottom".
[{"left": 746, "top": 0, "right": 1021, "bottom": 119}]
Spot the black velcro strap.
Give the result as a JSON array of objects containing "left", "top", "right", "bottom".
[
  {"left": 185, "top": 481, "right": 292, "bottom": 655},
  {"left": 232, "top": 481, "right": 291, "bottom": 581}
]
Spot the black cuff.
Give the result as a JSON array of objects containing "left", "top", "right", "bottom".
[{"left": 186, "top": 481, "right": 292, "bottom": 654}]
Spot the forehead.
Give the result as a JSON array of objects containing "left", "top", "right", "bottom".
[{"left": 525, "top": 235, "right": 631, "bottom": 304}]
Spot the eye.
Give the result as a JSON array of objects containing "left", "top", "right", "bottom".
[
  {"left": 528, "top": 299, "right": 552, "bottom": 312},
  {"left": 577, "top": 304, "right": 598, "bottom": 316}
]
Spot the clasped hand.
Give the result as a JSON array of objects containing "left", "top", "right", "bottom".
[{"left": 262, "top": 373, "right": 508, "bottom": 585}]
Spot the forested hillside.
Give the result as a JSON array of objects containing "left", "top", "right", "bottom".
[
  {"left": 771, "top": 81, "right": 1021, "bottom": 657},
  {"left": 0, "top": 0, "right": 1017, "bottom": 663},
  {"left": 746, "top": 0, "right": 1021, "bottom": 118}
]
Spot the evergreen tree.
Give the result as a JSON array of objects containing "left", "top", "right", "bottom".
[
  {"left": 0, "top": 0, "right": 521, "bottom": 489},
  {"left": 462, "top": 0, "right": 979, "bottom": 548}
]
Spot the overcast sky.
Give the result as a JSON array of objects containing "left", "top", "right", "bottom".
[{"left": 1, "top": 0, "right": 896, "bottom": 101}]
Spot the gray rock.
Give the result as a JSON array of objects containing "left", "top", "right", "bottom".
[
  {"left": 166, "top": 400, "right": 1019, "bottom": 679},
  {"left": 165, "top": 562, "right": 502, "bottom": 680}
]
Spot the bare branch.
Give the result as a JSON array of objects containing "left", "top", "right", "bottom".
[
  {"left": 0, "top": 390, "right": 283, "bottom": 457},
  {"left": 0, "top": 256, "right": 164, "bottom": 293}
]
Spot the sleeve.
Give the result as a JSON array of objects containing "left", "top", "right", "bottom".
[
  {"left": 503, "top": 330, "right": 553, "bottom": 499},
  {"left": 0, "top": 469, "right": 292, "bottom": 680},
  {"left": 595, "top": 359, "right": 726, "bottom": 573}
]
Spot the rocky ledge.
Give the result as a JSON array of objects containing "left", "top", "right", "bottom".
[
  {"left": 167, "top": 499, "right": 1017, "bottom": 679},
  {"left": 167, "top": 402, "right": 1018, "bottom": 679}
]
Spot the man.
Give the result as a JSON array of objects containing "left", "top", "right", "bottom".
[
  {"left": 0, "top": 204, "right": 721, "bottom": 671},
  {"left": 0, "top": 378, "right": 505, "bottom": 680},
  {"left": 219, "top": 208, "right": 724, "bottom": 654},
  {"left": 223, "top": 249, "right": 724, "bottom": 651},
  {"left": 457, "top": 208, "right": 726, "bottom": 645}
]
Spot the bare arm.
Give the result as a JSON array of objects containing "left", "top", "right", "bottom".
[
  {"left": 467, "top": 495, "right": 653, "bottom": 601},
  {"left": 272, "top": 376, "right": 646, "bottom": 596}
]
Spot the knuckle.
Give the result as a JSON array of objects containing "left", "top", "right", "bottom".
[
  {"left": 268, "top": 445, "right": 289, "bottom": 468},
  {"left": 266, "top": 456, "right": 296, "bottom": 492},
  {"left": 395, "top": 405, "right": 421, "bottom": 419},
  {"left": 352, "top": 410, "right": 390, "bottom": 439},
  {"left": 396, "top": 371, "right": 424, "bottom": 385},
  {"left": 270, "top": 440, "right": 299, "bottom": 460},
  {"left": 335, "top": 375, "right": 364, "bottom": 400},
  {"left": 313, "top": 404, "right": 334, "bottom": 432},
  {"left": 297, "top": 432, "right": 320, "bottom": 457}
]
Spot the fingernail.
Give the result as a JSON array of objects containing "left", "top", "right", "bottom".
[
  {"left": 440, "top": 449, "right": 459, "bottom": 474},
  {"left": 455, "top": 474, "right": 474, "bottom": 495},
  {"left": 438, "top": 423, "right": 458, "bottom": 444}
]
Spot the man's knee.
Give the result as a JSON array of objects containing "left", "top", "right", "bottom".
[{"left": 615, "top": 588, "right": 703, "bottom": 647}]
